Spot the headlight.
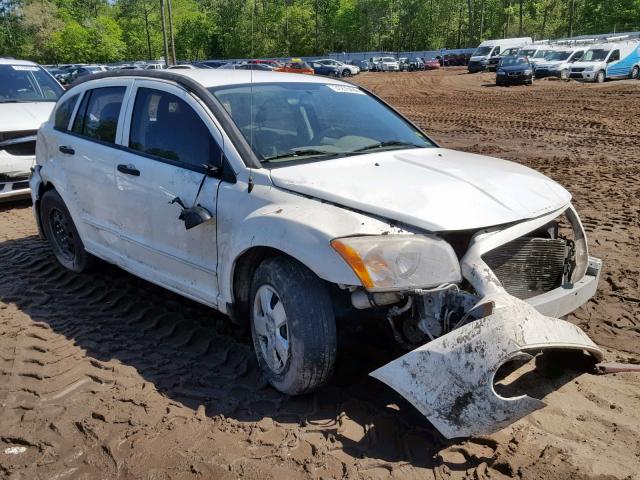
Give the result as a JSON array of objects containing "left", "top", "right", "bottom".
[
  {"left": 331, "top": 235, "right": 461, "bottom": 291},
  {"left": 497, "top": 70, "right": 506, "bottom": 75},
  {"left": 524, "top": 69, "right": 532, "bottom": 74},
  {"left": 584, "top": 66, "right": 594, "bottom": 71}
]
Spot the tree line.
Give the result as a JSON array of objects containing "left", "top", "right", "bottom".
[{"left": 1, "top": 0, "right": 639, "bottom": 64}]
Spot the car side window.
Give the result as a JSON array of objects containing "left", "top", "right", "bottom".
[
  {"left": 129, "top": 87, "right": 222, "bottom": 169},
  {"left": 54, "top": 94, "right": 79, "bottom": 131},
  {"left": 608, "top": 50, "right": 620, "bottom": 62},
  {"left": 72, "top": 86, "right": 125, "bottom": 144}
]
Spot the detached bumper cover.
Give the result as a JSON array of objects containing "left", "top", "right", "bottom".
[{"left": 370, "top": 297, "right": 602, "bottom": 438}]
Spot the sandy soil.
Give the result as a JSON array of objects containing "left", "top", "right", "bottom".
[{"left": 1, "top": 68, "right": 639, "bottom": 479}]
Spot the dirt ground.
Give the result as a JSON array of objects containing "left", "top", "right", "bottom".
[{"left": 1, "top": 68, "right": 639, "bottom": 480}]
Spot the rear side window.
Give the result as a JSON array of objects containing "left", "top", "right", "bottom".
[
  {"left": 129, "top": 87, "right": 222, "bottom": 169},
  {"left": 72, "top": 86, "right": 125, "bottom": 144},
  {"left": 54, "top": 94, "right": 79, "bottom": 131}
]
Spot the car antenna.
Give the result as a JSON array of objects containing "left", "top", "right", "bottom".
[{"left": 247, "top": 0, "right": 255, "bottom": 194}]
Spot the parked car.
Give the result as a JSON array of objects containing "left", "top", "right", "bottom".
[
  {"left": 399, "top": 57, "right": 410, "bottom": 71},
  {"left": 236, "top": 63, "right": 274, "bottom": 71},
  {"left": 145, "top": 63, "right": 166, "bottom": 70},
  {"left": 423, "top": 58, "right": 441, "bottom": 70},
  {"left": 310, "top": 61, "right": 339, "bottom": 76},
  {"left": 569, "top": 41, "right": 640, "bottom": 82},
  {"left": 274, "top": 60, "right": 314, "bottom": 74},
  {"left": 468, "top": 37, "right": 533, "bottom": 72},
  {"left": 315, "top": 59, "right": 359, "bottom": 77},
  {"left": 0, "top": 58, "right": 63, "bottom": 200},
  {"left": 377, "top": 56, "right": 400, "bottom": 72},
  {"left": 368, "top": 57, "right": 382, "bottom": 71},
  {"left": 198, "top": 60, "right": 227, "bottom": 69},
  {"left": 487, "top": 47, "right": 521, "bottom": 71},
  {"left": 31, "top": 68, "right": 602, "bottom": 439},
  {"left": 495, "top": 55, "right": 534, "bottom": 86},
  {"left": 68, "top": 65, "right": 108, "bottom": 83},
  {"left": 534, "top": 48, "right": 585, "bottom": 80},
  {"left": 406, "top": 57, "right": 425, "bottom": 71}
]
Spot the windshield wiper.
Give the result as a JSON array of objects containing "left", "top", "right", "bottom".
[
  {"left": 262, "top": 147, "right": 341, "bottom": 163},
  {"left": 349, "top": 140, "right": 425, "bottom": 154}
]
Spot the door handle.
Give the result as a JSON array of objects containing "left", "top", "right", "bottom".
[
  {"left": 59, "top": 145, "right": 75, "bottom": 155},
  {"left": 117, "top": 164, "right": 140, "bottom": 176}
]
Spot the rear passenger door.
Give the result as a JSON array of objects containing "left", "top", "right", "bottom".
[
  {"left": 56, "top": 81, "right": 133, "bottom": 254},
  {"left": 114, "top": 80, "right": 223, "bottom": 306}
]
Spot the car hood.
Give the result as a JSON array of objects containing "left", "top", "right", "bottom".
[
  {"left": 470, "top": 55, "right": 488, "bottom": 62},
  {"left": 0, "top": 102, "right": 55, "bottom": 132},
  {"left": 269, "top": 148, "right": 571, "bottom": 232},
  {"left": 499, "top": 65, "right": 531, "bottom": 72},
  {"left": 571, "top": 61, "right": 602, "bottom": 68}
]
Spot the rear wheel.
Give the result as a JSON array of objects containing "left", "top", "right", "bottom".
[
  {"left": 630, "top": 66, "right": 639, "bottom": 79},
  {"left": 40, "top": 189, "right": 95, "bottom": 273},
  {"left": 596, "top": 70, "right": 605, "bottom": 83},
  {"left": 249, "top": 257, "right": 336, "bottom": 395}
]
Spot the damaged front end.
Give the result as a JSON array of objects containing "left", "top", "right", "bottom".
[{"left": 346, "top": 205, "right": 603, "bottom": 438}]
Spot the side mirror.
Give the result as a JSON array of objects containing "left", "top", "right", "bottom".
[{"left": 179, "top": 205, "right": 213, "bottom": 230}]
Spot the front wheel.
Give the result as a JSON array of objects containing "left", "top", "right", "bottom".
[
  {"left": 596, "top": 70, "right": 605, "bottom": 83},
  {"left": 40, "top": 189, "right": 95, "bottom": 273},
  {"left": 250, "top": 257, "right": 337, "bottom": 395},
  {"left": 560, "top": 69, "right": 569, "bottom": 80},
  {"left": 342, "top": 69, "right": 351, "bottom": 77}
]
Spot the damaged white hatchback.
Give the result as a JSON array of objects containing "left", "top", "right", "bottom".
[{"left": 31, "top": 70, "right": 602, "bottom": 438}]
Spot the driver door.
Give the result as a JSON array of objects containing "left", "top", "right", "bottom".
[
  {"left": 115, "top": 80, "right": 224, "bottom": 306},
  {"left": 605, "top": 49, "right": 623, "bottom": 77}
]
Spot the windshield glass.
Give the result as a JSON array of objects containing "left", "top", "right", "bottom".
[
  {"left": 499, "top": 56, "right": 528, "bottom": 67},
  {"left": 210, "top": 82, "right": 433, "bottom": 163},
  {"left": 0, "top": 65, "right": 63, "bottom": 102},
  {"left": 518, "top": 49, "right": 537, "bottom": 57},
  {"left": 381, "top": 57, "right": 396, "bottom": 62},
  {"left": 473, "top": 46, "right": 492, "bottom": 56},
  {"left": 582, "top": 49, "right": 609, "bottom": 61},
  {"left": 533, "top": 49, "right": 549, "bottom": 58},
  {"left": 547, "top": 51, "right": 571, "bottom": 61}
]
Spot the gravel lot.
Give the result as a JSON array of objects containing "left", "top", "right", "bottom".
[{"left": 1, "top": 68, "right": 639, "bottom": 479}]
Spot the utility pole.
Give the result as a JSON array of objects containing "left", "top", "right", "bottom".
[
  {"left": 167, "top": 0, "right": 177, "bottom": 64},
  {"left": 160, "top": 0, "right": 170, "bottom": 66}
]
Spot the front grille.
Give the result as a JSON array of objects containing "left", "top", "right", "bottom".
[
  {"left": 483, "top": 237, "right": 567, "bottom": 299},
  {"left": 11, "top": 181, "right": 29, "bottom": 190},
  {"left": 0, "top": 130, "right": 37, "bottom": 143},
  {"left": 570, "top": 73, "right": 584, "bottom": 78},
  {"left": 0, "top": 173, "right": 30, "bottom": 182},
  {"left": 3, "top": 140, "right": 36, "bottom": 156},
  {"left": 571, "top": 68, "right": 585, "bottom": 73}
]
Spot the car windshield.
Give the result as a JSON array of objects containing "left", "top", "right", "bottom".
[
  {"left": 533, "top": 50, "right": 549, "bottom": 58},
  {"left": 582, "top": 49, "right": 608, "bottom": 61},
  {"left": 210, "top": 82, "right": 433, "bottom": 163},
  {"left": 548, "top": 51, "right": 571, "bottom": 61},
  {"left": 499, "top": 56, "right": 528, "bottom": 67},
  {"left": 0, "top": 64, "right": 63, "bottom": 103},
  {"left": 518, "top": 49, "right": 537, "bottom": 57},
  {"left": 381, "top": 57, "right": 396, "bottom": 62},
  {"left": 474, "top": 46, "right": 492, "bottom": 56}
]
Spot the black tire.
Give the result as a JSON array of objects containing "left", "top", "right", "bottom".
[
  {"left": 249, "top": 256, "right": 336, "bottom": 395},
  {"left": 40, "top": 189, "right": 95, "bottom": 273},
  {"left": 630, "top": 66, "right": 639, "bottom": 79},
  {"left": 560, "top": 69, "right": 569, "bottom": 81},
  {"left": 596, "top": 70, "right": 605, "bottom": 83},
  {"left": 342, "top": 68, "right": 351, "bottom": 77}
]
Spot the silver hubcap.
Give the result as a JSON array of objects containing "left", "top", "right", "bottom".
[{"left": 253, "top": 285, "right": 289, "bottom": 374}]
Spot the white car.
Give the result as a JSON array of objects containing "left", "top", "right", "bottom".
[
  {"left": 31, "top": 69, "right": 602, "bottom": 438},
  {"left": 534, "top": 48, "right": 586, "bottom": 79},
  {"left": 377, "top": 56, "right": 400, "bottom": 71},
  {"left": 316, "top": 59, "right": 359, "bottom": 76},
  {"left": 0, "top": 58, "right": 64, "bottom": 201}
]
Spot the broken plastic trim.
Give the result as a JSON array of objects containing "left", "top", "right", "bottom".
[{"left": 370, "top": 296, "right": 602, "bottom": 438}]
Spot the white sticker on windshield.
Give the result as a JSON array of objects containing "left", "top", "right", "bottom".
[
  {"left": 12, "top": 66, "right": 39, "bottom": 71},
  {"left": 327, "top": 84, "right": 364, "bottom": 95}
]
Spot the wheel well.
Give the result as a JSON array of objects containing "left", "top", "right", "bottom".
[{"left": 231, "top": 247, "right": 293, "bottom": 325}]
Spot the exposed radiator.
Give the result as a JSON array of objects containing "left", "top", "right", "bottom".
[{"left": 483, "top": 237, "right": 567, "bottom": 299}]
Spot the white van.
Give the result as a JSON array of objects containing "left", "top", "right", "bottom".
[
  {"left": 517, "top": 46, "right": 555, "bottom": 65},
  {"left": 569, "top": 41, "right": 640, "bottom": 82},
  {"left": 468, "top": 37, "right": 532, "bottom": 73},
  {"left": 534, "top": 47, "right": 586, "bottom": 79}
]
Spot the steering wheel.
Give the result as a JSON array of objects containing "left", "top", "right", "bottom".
[{"left": 312, "top": 125, "right": 348, "bottom": 143}]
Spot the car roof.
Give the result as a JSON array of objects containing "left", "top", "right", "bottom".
[
  {"left": 71, "top": 69, "right": 351, "bottom": 91},
  {"left": 0, "top": 58, "right": 38, "bottom": 66}
]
